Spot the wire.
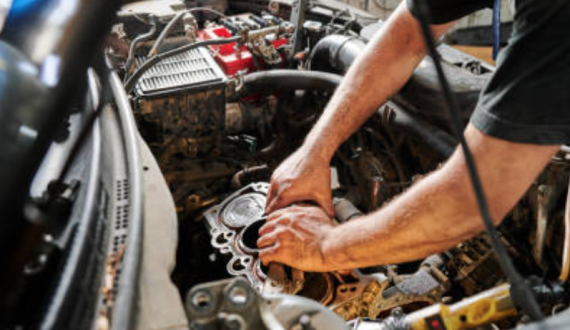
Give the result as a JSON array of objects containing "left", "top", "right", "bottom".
[
  {"left": 411, "top": 0, "right": 545, "bottom": 321},
  {"left": 148, "top": 7, "right": 228, "bottom": 57},
  {"left": 125, "top": 17, "right": 157, "bottom": 73},
  {"left": 124, "top": 36, "right": 242, "bottom": 93}
]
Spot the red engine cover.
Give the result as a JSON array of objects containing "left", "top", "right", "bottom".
[{"left": 198, "top": 25, "right": 288, "bottom": 76}]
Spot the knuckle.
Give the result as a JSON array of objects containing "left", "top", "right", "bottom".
[
  {"left": 275, "top": 229, "right": 287, "bottom": 239},
  {"left": 277, "top": 216, "right": 290, "bottom": 226}
]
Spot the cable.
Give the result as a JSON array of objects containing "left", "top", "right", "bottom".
[
  {"left": 124, "top": 36, "right": 241, "bottom": 93},
  {"left": 125, "top": 16, "right": 157, "bottom": 73},
  {"left": 411, "top": 0, "right": 545, "bottom": 321},
  {"left": 148, "top": 7, "right": 228, "bottom": 57}
]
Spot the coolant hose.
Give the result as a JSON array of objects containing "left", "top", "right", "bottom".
[
  {"left": 236, "top": 70, "right": 455, "bottom": 160},
  {"left": 234, "top": 70, "right": 343, "bottom": 98},
  {"left": 310, "top": 34, "right": 367, "bottom": 74},
  {"left": 379, "top": 104, "right": 456, "bottom": 159}
]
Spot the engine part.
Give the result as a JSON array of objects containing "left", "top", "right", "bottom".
[
  {"left": 134, "top": 47, "right": 227, "bottom": 96},
  {"left": 333, "top": 198, "right": 363, "bottom": 223},
  {"left": 234, "top": 69, "right": 342, "bottom": 99},
  {"left": 445, "top": 235, "right": 511, "bottom": 296},
  {"left": 230, "top": 165, "right": 272, "bottom": 189},
  {"left": 375, "top": 264, "right": 449, "bottom": 316},
  {"left": 358, "top": 284, "right": 516, "bottom": 330},
  {"left": 203, "top": 183, "right": 273, "bottom": 287},
  {"left": 134, "top": 45, "right": 227, "bottom": 159},
  {"left": 378, "top": 102, "right": 456, "bottom": 160},
  {"left": 310, "top": 34, "right": 366, "bottom": 74},
  {"left": 198, "top": 15, "right": 291, "bottom": 76},
  {"left": 332, "top": 257, "right": 450, "bottom": 321},
  {"left": 203, "top": 183, "right": 342, "bottom": 306},
  {"left": 332, "top": 274, "right": 390, "bottom": 320},
  {"left": 289, "top": 0, "right": 309, "bottom": 60},
  {"left": 125, "top": 18, "right": 158, "bottom": 72},
  {"left": 185, "top": 277, "right": 349, "bottom": 330}
]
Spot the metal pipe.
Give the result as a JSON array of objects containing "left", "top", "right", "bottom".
[
  {"left": 560, "top": 178, "right": 570, "bottom": 282},
  {"left": 126, "top": 18, "right": 157, "bottom": 72},
  {"left": 148, "top": 7, "right": 228, "bottom": 57}
]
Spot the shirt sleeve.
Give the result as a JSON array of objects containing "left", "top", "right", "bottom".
[
  {"left": 470, "top": 0, "right": 570, "bottom": 145},
  {"left": 406, "top": 0, "right": 493, "bottom": 24}
]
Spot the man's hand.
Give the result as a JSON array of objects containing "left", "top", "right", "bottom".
[
  {"left": 265, "top": 146, "right": 334, "bottom": 216},
  {"left": 257, "top": 205, "right": 336, "bottom": 272}
]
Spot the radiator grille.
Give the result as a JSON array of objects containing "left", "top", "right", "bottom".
[{"left": 135, "top": 47, "right": 226, "bottom": 96}]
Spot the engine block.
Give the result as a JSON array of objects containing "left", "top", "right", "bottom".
[{"left": 202, "top": 183, "right": 338, "bottom": 305}]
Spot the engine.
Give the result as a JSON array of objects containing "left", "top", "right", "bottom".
[{"left": 108, "top": 1, "right": 570, "bottom": 328}]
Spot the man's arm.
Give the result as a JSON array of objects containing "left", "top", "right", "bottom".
[
  {"left": 265, "top": 2, "right": 455, "bottom": 214},
  {"left": 259, "top": 125, "right": 559, "bottom": 271},
  {"left": 302, "top": 3, "right": 452, "bottom": 161}
]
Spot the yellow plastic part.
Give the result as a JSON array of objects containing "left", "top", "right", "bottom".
[{"left": 407, "top": 284, "right": 516, "bottom": 330}]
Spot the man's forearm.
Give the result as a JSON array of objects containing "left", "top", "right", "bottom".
[
  {"left": 303, "top": 3, "right": 453, "bottom": 161},
  {"left": 322, "top": 162, "right": 476, "bottom": 269},
  {"left": 320, "top": 125, "right": 559, "bottom": 270}
]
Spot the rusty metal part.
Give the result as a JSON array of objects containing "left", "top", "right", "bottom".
[
  {"left": 446, "top": 235, "right": 511, "bottom": 296},
  {"left": 535, "top": 184, "right": 556, "bottom": 268},
  {"left": 137, "top": 88, "right": 226, "bottom": 160},
  {"left": 373, "top": 266, "right": 450, "bottom": 318},
  {"left": 333, "top": 260, "right": 449, "bottom": 321},
  {"left": 332, "top": 274, "right": 389, "bottom": 320},
  {"left": 250, "top": 38, "right": 282, "bottom": 65}
]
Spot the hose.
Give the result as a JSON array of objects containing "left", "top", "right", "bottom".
[
  {"left": 125, "top": 36, "right": 242, "bottom": 93},
  {"left": 148, "top": 7, "right": 228, "bottom": 57},
  {"left": 309, "top": 34, "right": 366, "bottom": 74},
  {"left": 235, "top": 70, "right": 455, "bottom": 160},
  {"left": 125, "top": 17, "right": 157, "bottom": 73},
  {"left": 234, "top": 70, "right": 343, "bottom": 98},
  {"left": 378, "top": 104, "right": 456, "bottom": 159}
]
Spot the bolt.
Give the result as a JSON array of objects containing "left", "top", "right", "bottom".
[{"left": 299, "top": 314, "right": 311, "bottom": 330}]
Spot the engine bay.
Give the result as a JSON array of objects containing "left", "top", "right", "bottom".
[{"left": 107, "top": 0, "right": 570, "bottom": 328}]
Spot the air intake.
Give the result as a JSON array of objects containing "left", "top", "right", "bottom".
[{"left": 135, "top": 47, "right": 226, "bottom": 96}]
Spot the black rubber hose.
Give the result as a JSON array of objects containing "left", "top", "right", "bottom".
[
  {"left": 235, "top": 70, "right": 455, "bottom": 159},
  {"left": 309, "top": 34, "right": 366, "bottom": 74},
  {"left": 379, "top": 104, "right": 456, "bottom": 159},
  {"left": 234, "top": 70, "right": 343, "bottom": 98}
]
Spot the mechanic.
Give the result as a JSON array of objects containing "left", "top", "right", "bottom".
[{"left": 257, "top": 0, "right": 570, "bottom": 272}]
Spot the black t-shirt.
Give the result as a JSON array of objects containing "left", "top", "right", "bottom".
[
  {"left": 406, "top": 0, "right": 570, "bottom": 145},
  {"left": 407, "top": 0, "right": 493, "bottom": 24}
]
